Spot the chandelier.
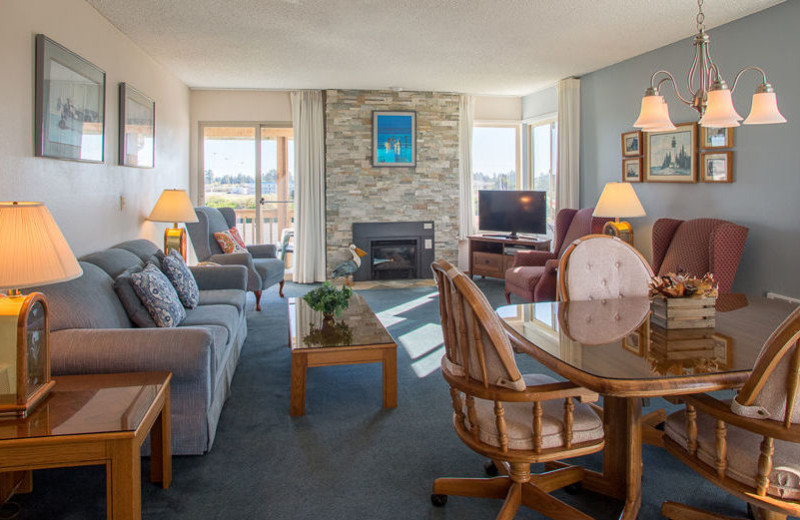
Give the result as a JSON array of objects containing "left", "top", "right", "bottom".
[{"left": 633, "top": 0, "right": 786, "bottom": 131}]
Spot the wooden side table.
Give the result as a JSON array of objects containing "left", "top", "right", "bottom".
[{"left": 0, "top": 372, "right": 172, "bottom": 520}]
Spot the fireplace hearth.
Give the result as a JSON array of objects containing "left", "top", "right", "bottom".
[{"left": 352, "top": 222, "right": 435, "bottom": 281}]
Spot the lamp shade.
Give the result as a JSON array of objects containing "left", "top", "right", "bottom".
[
  {"left": 698, "top": 89, "right": 743, "bottom": 128},
  {"left": 743, "top": 91, "right": 787, "bottom": 125},
  {"left": 633, "top": 95, "right": 677, "bottom": 131},
  {"left": 593, "top": 183, "right": 646, "bottom": 219},
  {"left": 0, "top": 202, "right": 82, "bottom": 290},
  {"left": 148, "top": 189, "right": 199, "bottom": 223}
]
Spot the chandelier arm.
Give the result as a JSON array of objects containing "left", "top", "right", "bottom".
[
  {"left": 730, "top": 66, "right": 768, "bottom": 93},
  {"left": 652, "top": 70, "right": 692, "bottom": 106}
]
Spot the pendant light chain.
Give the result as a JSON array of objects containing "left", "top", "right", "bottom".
[{"left": 696, "top": 0, "right": 705, "bottom": 32}]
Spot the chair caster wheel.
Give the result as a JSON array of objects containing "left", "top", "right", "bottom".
[
  {"left": 431, "top": 494, "right": 448, "bottom": 507},
  {"left": 484, "top": 460, "right": 499, "bottom": 477},
  {"left": 565, "top": 482, "right": 582, "bottom": 494}
]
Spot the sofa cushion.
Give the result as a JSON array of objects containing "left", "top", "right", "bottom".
[
  {"left": 113, "top": 239, "right": 163, "bottom": 263},
  {"left": 114, "top": 267, "right": 158, "bottom": 328},
  {"left": 181, "top": 304, "right": 240, "bottom": 344},
  {"left": 199, "top": 289, "right": 247, "bottom": 313},
  {"left": 162, "top": 250, "right": 200, "bottom": 309},
  {"left": 81, "top": 248, "right": 144, "bottom": 279},
  {"left": 33, "top": 262, "right": 132, "bottom": 331},
  {"left": 131, "top": 264, "right": 186, "bottom": 328}
]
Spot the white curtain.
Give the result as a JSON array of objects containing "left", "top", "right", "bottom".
[
  {"left": 556, "top": 78, "right": 581, "bottom": 211},
  {"left": 458, "top": 95, "right": 476, "bottom": 240},
  {"left": 291, "top": 91, "right": 327, "bottom": 283}
]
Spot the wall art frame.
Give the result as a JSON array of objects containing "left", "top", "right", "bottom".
[
  {"left": 622, "top": 157, "right": 643, "bottom": 182},
  {"left": 644, "top": 122, "right": 697, "bottom": 183},
  {"left": 701, "top": 151, "right": 733, "bottom": 183},
  {"left": 372, "top": 111, "right": 416, "bottom": 167},
  {"left": 119, "top": 83, "right": 155, "bottom": 168},
  {"left": 621, "top": 130, "right": 643, "bottom": 157},
  {"left": 700, "top": 127, "right": 733, "bottom": 149}
]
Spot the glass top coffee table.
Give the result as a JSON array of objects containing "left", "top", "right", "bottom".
[{"left": 288, "top": 293, "right": 397, "bottom": 416}]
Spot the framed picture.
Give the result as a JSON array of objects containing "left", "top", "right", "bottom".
[
  {"left": 119, "top": 83, "right": 155, "bottom": 168},
  {"left": 701, "top": 151, "right": 733, "bottom": 183},
  {"left": 372, "top": 111, "right": 416, "bottom": 167},
  {"left": 621, "top": 130, "right": 642, "bottom": 157},
  {"left": 623, "top": 329, "right": 646, "bottom": 356},
  {"left": 700, "top": 127, "right": 733, "bottom": 149},
  {"left": 644, "top": 123, "right": 697, "bottom": 183},
  {"left": 35, "top": 34, "right": 105, "bottom": 163},
  {"left": 622, "top": 157, "right": 643, "bottom": 182}
]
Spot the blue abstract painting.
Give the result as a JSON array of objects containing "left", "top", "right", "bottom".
[{"left": 373, "top": 111, "right": 416, "bottom": 167}]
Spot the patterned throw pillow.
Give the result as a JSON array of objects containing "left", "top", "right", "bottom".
[
  {"left": 162, "top": 250, "right": 200, "bottom": 308},
  {"left": 130, "top": 263, "right": 186, "bottom": 327},
  {"left": 214, "top": 229, "right": 248, "bottom": 254},
  {"left": 228, "top": 227, "right": 246, "bottom": 248}
]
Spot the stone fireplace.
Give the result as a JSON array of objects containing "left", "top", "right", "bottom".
[{"left": 352, "top": 222, "right": 435, "bottom": 281}]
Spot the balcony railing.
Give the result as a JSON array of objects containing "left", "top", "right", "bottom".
[{"left": 230, "top": 206, "right": 294, "bottom": 245}]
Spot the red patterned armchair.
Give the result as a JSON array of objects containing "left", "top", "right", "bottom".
[
  {"left": 504, "top": 208, "right": 610, "bottom": 303},
  {"left": 651, "top": 218, "right": 748, "bottom": 294}
]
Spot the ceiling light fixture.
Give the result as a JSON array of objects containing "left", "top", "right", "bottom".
[{"left": 633, "top": 0, "right": 786, "bottom": 131}]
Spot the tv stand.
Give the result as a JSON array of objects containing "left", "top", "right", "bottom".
[{"left": 468, "top": 234, "right": 551, "bottom": 280}]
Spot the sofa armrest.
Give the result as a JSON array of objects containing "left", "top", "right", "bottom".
[
  {"left": 190, "top": 265, "right": 248, "bottom": 291},
  {"left": 247, "top": 244, "right": 277, "bottom": 259},
  {"left": 513, "top": 250, "right": 557, "bottom": 268}
]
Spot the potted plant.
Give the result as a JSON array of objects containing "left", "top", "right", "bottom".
[{"left": 303, "top": 282, "right": 353, "bottom": 320}]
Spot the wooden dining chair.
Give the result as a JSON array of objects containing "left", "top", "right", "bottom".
[
  {"left": 430, "top": 259, "right": 605, "bottom": 519},
  {"left": 662, "top": 305, "right": 800, "bottom": 520}
]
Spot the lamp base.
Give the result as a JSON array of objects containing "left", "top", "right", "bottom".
[
  {"left": 603, "top": 221, "right": 634, "bottom": 245},
  {"left": 164, "top": 227, "right": 187, "bottom": 260}
]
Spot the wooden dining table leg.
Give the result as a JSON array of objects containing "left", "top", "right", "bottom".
[{"left": 603, "top": 396, "right": 643, "bottom": 520}]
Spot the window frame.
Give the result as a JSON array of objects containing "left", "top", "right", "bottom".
[{"left": 526, "top": 115, "right": 558, "bottom": 232}]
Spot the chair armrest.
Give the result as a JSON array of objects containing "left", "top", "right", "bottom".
[
  {"left": 512, "top": 250, "right": 557, "bottom": 268},
  {"left": 531, "top": 258, "right": 561, "bottom": 302},
  {"left": 683, "top": 393, "right": 800, "bottom": 443},
  {"left": 190, "top": 265, "right": 247, "bottom": 291},
  {"left": 247, "top": 244, "right": 277, "bottom": 258},
  {"left": 207, "top": 252, "right": 254, "bottom": 268},
  {"left": 520, "top": 381, "right": 599, "bottom": 404},
  {"left": 50, "top": 328, "right": 213, "bottom": 394}
]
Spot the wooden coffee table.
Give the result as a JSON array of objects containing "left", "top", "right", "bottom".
[
  {"left": 288, "top": 293, "right": 397, "bottom": 416},
  {"left": 0, "top": 372, "right": 172, "bottom": 519}
]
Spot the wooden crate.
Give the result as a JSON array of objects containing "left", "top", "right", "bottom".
[{"left": 650, "top": 296, "right": 716, "bottom": 329}]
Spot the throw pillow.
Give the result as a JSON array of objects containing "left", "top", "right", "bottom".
[
  {"left": 130, "top": 263, "right": 186, "bottom": 328},
  {"left": 214, "top": 229, "right": 248, "bottom": 254},
  {"left": 113, "top": 266, "right": 158, "bottom": 328},
  {"left": 228, "top": 227, "right": 246, "bottom": 248},
  {"left": 162, "top": 250, "right": 200, "bottom": 308}
]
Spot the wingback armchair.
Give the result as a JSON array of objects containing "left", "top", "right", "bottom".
[
  {"left": 504, "top": 207, "right": 610, "bottom": 303},
  {"left": 186, "top": 207, "right": 285, "bottom": 311},
  {"left": 652, "top": 218, "right": 748, "bottom": 294}
]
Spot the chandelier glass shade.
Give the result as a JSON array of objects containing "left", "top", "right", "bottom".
[{"left": 633, "top": 0, "right": 787, "bottom": 131}]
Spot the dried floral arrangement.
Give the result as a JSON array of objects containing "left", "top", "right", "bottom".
[{"left": 649, "top": 272, "right": 718, "bottom": 299}]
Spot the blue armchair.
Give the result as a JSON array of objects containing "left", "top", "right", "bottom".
[{"left": 186, "top": 207, "right": 285, "bottom": 311}]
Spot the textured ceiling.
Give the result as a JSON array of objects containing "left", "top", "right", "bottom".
[{"left": 87, "top": 0, "right": 783, "bottom": 95}]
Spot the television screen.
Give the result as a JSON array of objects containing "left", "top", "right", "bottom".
[{"left": 478, "top": 190, "right": 546, "bottom": 236}]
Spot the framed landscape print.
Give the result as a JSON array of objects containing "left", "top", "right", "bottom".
[
  {"left": 622, "top": 157, "right": 642, "bottom": 182},
  {"left": 621, "top": 130, "right": 642, "bottom": 157},
  {"left": 701, "top": 151, "right": 733, "bottom": 183},
  {"left": 644, "top": 123, "right": 697, "bottom": 183},
  {"left": 372, "top": 111, "right": 416, "bottom": 167},
  {"left": 700, "top": 127, "right": 733, "bottom": 149},
  {"left": 119, "top": 83, "right": 155, "bottom": 168},
  {"left": 35, "top": 34, "right": 105, "bottom": 163}
]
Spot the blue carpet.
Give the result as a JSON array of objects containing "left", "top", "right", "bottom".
[{"left": 10, "top": 279, "right": 757, "bottom": 519}]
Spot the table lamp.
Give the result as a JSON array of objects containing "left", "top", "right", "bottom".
[
  {"left": 148, "top": 189, "right": 198, "bottom": 260},
  {"left": 593, "top": 182, "right": 646, "bottom": 245},
  {"left": 0, "top": 202, "right": 82, "bottom": 417}
]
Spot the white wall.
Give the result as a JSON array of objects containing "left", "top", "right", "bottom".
[
  {"left": 189, "top": 90, "right": 292, "bottom": 201},
  {"left": 474, "top": 96, "right": 521, "bottom": 121},
  {"left": 0, "top": 0, "right": 190, "bottom": 257},
  {"left": 522, "top": 86, "right": 557, "bottom": 121}
]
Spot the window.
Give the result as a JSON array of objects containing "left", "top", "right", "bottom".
[
  {"left": 471, "top": 124, "right": 521, "bottom": 227},
  {"left": 529, "top": 119, "right": 558, "bottom": 229}
]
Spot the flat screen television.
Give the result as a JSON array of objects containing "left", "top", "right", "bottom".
[{"left": 478, "top": 190, "right": 546, "bottom": 238}]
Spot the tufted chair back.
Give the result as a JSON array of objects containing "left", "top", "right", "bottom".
[
  {"left": 186, "top": 206, "right": 238, "bottom": 261},
  {"left": 652, "top": 218, "right": 748, "bottom": 294},
  {"left": 558, "top": 235, "right": 654, "bottom": 302}
]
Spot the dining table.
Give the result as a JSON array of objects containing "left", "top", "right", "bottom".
[{"left": 496, "top": 294, "right": 798, "bottom": 520}]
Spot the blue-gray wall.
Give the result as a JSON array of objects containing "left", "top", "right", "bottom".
[{"left": 580, "top": 0, "right": 800, "bottom": 297}]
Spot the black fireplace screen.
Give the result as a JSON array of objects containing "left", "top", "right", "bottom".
[{"left": 371, "top": 239, "right": 417, "bottom": 280}]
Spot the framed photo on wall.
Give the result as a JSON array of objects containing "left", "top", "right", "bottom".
[
  {"left": 700, "top": 127, "right": 733, "bottom": 149},
  {"left": 644, "top": 123, "right": 697, "bottom": 183},
  {"left": 372, "top": 111, "right": 416, "bottom": 167},
  {"left": 621, "top": 130, "right": 642, "bottom": 157},
  {"left": 119, "top": 83, "right": 155, "bottom": 168},
  {"left": 34, "top": 34, "right": 105, "bottom": 163},
  {"left": 622, "top": 157, "right": 642, "bottom": 182},
  {"left": 701, "top": 151, "right": 733, "bottom": 183}
]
